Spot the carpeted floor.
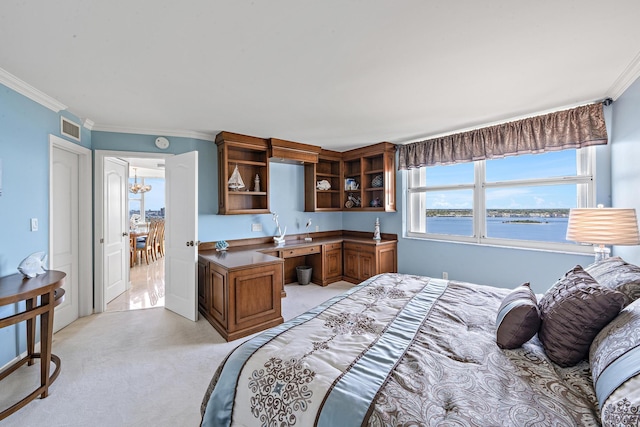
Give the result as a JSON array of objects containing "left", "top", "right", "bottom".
[{"left": 0, "top": 281, "right": 353, "bottom": 427}]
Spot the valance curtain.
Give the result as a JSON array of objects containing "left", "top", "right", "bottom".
[{"left": 398, "top": 103, "right": 608, "bottom": 170}]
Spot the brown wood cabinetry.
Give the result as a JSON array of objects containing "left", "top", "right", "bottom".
[
  {"left": 305, "top": 149, "right": 343, "bottom": 211},
  {"left": 198, "top": 252, "right": 284, "bottom": 341},
  {"left": 342, "top": 240, "right": 397, "bottom": 283},
  {"left": 342, "top": 142, "right": 396, "bottom": 212},
  {"left": 216, "top": 131, "right": 270, "bottom": 215}
]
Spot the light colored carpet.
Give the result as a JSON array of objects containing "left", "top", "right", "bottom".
[{"left": 0, "top": 281, "right": 353, "bottom": 427}]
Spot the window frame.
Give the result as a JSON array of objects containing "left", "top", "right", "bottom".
[{"left": 405, "top": 147, "right": 595, "bottom": 253}]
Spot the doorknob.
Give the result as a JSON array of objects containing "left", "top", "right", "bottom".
[
  {"left": 186, "top": 241, "right": 194, "bottom": 246},
  {"left": 122, "top": 232, "right": 128, "bottom": 237}
]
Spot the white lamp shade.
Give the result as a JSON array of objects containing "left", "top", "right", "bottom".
[{"left": 566, "top": 207, "right": 640, "bottom": 245}]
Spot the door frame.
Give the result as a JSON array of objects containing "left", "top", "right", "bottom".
[
  {"left": 49, "top": 134, "right": 93, "bottom": 318},
  {"left": 94, "top": 150, "right": 171, "bottom": 313}
]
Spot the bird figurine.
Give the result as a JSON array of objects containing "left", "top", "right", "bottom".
[{"left": 305, "top": 219, "right": 313, "bottom": 241}]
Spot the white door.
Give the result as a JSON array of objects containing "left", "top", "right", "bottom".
[
  {"left": 104, "top": 157, "right": 129, "bottom": 303},
  {"left": 51, "top": 146, "right": 79, "bottom": 332},
  {"left": 165, "top": 151, "right": 198, "bottom": 321}
]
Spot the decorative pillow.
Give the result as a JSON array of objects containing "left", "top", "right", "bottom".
[
  {"left": 537, "top": 265, "right": 626, "bottom": 367},
  {"left": 495, "top": 282, "right": 540, "bottom": 349},
  {"left": 589, "top": 298, "right": 640, "bottom": 426},
  {"left": 585, "top": 256, "right": 640, "bottom": 306}
]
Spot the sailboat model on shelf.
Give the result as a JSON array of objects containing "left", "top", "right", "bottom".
[{"left": 228, "top": 164, "right": 245, "bottom": 191}]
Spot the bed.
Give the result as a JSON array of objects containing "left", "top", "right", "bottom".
[{"left": 201, "top": 258, "right": 640, "bottom": 427}]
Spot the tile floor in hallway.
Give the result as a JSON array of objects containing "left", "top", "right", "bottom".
[{"left": 106, "top": 257, "right": 165, "bottom": 312}]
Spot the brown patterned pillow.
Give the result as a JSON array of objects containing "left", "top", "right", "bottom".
[
  {"left": 495, "top": 282, "right": 540, "bottom": 349},
  {"left": 589, "top": 299, "right": 640, "bottom": 426},
  {"left": 538, "top": 265, "right": 626, "bottom": 367},
  {"left": 585, "top": 256, "right": 640, "bottom": 306}
]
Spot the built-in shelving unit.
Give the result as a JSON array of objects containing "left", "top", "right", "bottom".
[
  {"left": 216, "top": 131, "right": 270, "bottom": 215},
  {"left": 305, "top": 149, "right": 343, "bottom": 211},
  {"left": 342, "top": 142, "right": 396, "bottom": 212}
]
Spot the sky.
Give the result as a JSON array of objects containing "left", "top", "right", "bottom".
[
  {"left": 129, "top": 177, "right": 165, "bottom": 211},
  {"left": 425, "top": 150, "right": 579, "bottom": 209}
]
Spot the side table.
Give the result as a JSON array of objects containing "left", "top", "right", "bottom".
[{"left": 0, "top": 270, "right": 66, "bottom": 420}]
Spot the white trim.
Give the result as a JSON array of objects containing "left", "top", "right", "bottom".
[
  {"left": 0, "top": 67, "right": 67, "bottom": 112},
  {"left": 83, "top": 118, "right": 95, "bottom": 130},
  {"left": 49, "top": 134, "right": 93, "bottom": 318},
  {"left": 94, "top": 150, "right": 173, "bottom": 313},
  {"left": 91, "top": 124, "right": 216, "bottom": 142},
  {"left": 606, "top": 49, "right": 640, "bottom": 101}
]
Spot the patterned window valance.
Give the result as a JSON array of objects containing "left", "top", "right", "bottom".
[{"left": 398, "top": 103, "right": 607, "bottom": 170}]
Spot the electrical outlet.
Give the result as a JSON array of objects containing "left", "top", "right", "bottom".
[
  {"left": 251, "top": 223, "right": 262, "bottom": 232},
  {"left": 31, "top": 218, "right": 38, "bottom": 231},
  {"left": 315, "top": 225, "right": 319, "bottom": 232},
  {"left": 442, "top": 271, "right": 448, "bottom": 280}
]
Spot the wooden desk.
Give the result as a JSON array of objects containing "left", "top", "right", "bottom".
[{"left": 0, "top": 270, "right": 66, "bottom": 420}]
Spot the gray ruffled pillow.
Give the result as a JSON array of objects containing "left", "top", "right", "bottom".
[
  {"left": 495, "top": 282, "right": 540, "bottom": 349},
  {"left": 538, "top": 265, "right": 626, "bottom": 367},
  {"left": 585, "top": 256, "right": 640, "bottom": 306}
]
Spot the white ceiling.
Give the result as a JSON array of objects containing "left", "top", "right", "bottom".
[{"left": 1, "top": 1, "right": 640, "bottom": 151}]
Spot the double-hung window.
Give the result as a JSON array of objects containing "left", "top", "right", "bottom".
[{"left": 406, "top": 148, "right": 595, "bottom": 251}]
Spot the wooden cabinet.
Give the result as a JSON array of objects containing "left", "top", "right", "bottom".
[
  {"left": 216, "top": 131, "right": 270, "bottom": 215},
  {"left": 342, "top": 240, "right": 397, "bottom": 283},
  {"left": 305, "top": 241, "right": 342, "bottom": 286},
  {"left": 198, "top": 252, "right": 284, "bottom": 341},
  {"left": 305, "top": 150, "right": 343, "bottom": 211},
  {"left": 342, "top": 142, "right": 396, "bottom": 212}
]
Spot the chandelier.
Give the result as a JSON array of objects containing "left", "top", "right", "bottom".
[{"left": 129, "top": 168, "right": 152, "bottom": 194}]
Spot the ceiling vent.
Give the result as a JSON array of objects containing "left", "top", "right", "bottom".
[{"left": 61, "top": 117, "right": 81, "bottom": 142}]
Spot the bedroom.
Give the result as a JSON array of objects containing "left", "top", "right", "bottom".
[{"left": 1, "top": 1, "right": 640, "bottom": 425}]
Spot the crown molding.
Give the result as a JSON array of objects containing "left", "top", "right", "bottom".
[
  {"left": 0, "top": 67, "right": 67, "bottom": 112},
  {"left": 83, "top": 119, "right": 95, "bottom": 130},
  {"left": 606, "top": 50, "right": 640, "bottom": 101},
  {"left": 90, "top": 124, "right": 216, "bottom": 142}
]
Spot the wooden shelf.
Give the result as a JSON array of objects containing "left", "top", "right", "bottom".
[
  {"left": 342, "top": 142, "right": 396, "bottom": 212},
  {"left": 216, "top": 132, "right": 270, "bottom": 215},
  {"left": 305, "top": 149, "right": 344, "bottom": 211}
]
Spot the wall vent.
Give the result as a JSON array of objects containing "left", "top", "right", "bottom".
[{"left": 61, "top": 117, "right": 81, "bottom": 142}]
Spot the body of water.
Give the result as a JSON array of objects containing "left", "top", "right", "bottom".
[{"left": 426, "top": 216, "right": 569, "bottom": 243}]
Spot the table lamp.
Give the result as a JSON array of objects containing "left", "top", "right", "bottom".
[{"left": 566, "top": 205, "right": 640, "bottom": 262}]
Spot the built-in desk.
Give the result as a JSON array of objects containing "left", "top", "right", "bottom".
[
  {"left": 198, "top": 250, "right": 284, "bottom": 341},
  {"left": 197, "top": 231, "right": 397, "bottom": 341}
]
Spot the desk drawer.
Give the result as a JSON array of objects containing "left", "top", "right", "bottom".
[
  {"left": 323, "top": 242, "right": 342, "bottom": 251},
  {"left": 282, "top": 245, "right": 321, "bottom": 258}
]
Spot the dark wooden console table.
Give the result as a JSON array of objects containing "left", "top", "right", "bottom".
[{"left": 0, "top": 270, "right": 66, "bottom": 420}]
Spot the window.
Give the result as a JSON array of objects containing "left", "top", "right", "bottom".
[
  {"left": 128, "top": 177, "right": 166, "bottom": 224},
  {"left": 407, "top": 148, "right": 595, "bottom": 251}
]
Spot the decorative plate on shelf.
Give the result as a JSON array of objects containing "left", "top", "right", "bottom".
[{"left": 372, "top": 175, "right": 383, "bottom": 188}]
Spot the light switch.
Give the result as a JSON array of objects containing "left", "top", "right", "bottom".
[
  {"left": 251, "top": 223, "right": 262, "bottom": 232},
  {"left": 31, "top": 218, "right": 38, "bottom": 231}
]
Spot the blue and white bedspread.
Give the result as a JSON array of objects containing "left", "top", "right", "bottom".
[{"left": 201, "top": 273, "right": 600, "bottom": 426}]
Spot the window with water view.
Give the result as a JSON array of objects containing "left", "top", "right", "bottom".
[{"left": 407, "top": 149, "right": 595, "bottom": 250}]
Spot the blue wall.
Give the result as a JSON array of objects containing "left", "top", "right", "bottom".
[
  {"left": 610, "top": 77, "right": 640, "bottom": 265},
  {"left": 0, "top": 83, "right": 89, "bottom": 366}
]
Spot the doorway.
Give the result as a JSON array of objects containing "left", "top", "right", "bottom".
[{"left": 107, "top": 157, "right": 166, "bottom": 312}]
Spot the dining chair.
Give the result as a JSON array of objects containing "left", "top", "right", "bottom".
[{"left": 136, "top": 221, "right": 157, "bottom": 265}]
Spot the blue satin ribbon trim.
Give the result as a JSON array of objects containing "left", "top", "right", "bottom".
[
  {"left": 201, "top": 275, "right": 373, "bottom": 427},
  {"left": 317, "top": 278, "right": 448, "bottom": 427},
  {"left": 595, "top": 344, "right": 640, "bottom": 409}
]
